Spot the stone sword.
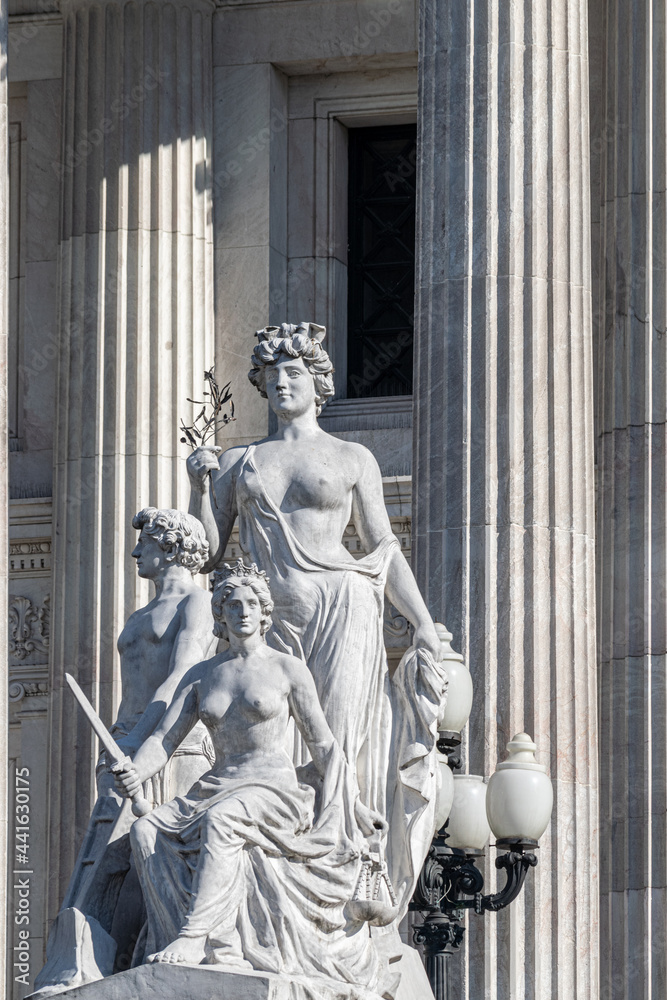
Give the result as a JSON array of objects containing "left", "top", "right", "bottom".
[{"left": 65, "top": 672, "right": 151, "bottom": 817}]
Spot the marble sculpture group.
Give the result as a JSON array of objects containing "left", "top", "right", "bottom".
[{"left": 30, "top": 323, "right": 449, "bottom": 1000}]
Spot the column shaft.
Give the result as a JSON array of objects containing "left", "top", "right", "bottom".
[
  {"left": 413, "top": 2, "right": 598, "bottom": 998},
  {"left": 595, "top": 2, "right": 667, "bottom": 996},
  {"left": 48, "top": 0, "right": 214, "bottom": 913}
]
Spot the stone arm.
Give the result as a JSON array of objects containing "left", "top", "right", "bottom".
[
  {"left": 286, "top": 657, "right": 335, "bottom": 776},
  {"left": 115, "top": 671, "right": 201, "bottom": 797},
  {"left": 351, "top": 447, "right": 442, "bottom": 662},
  {"left": 187, "top": 446, "right": 242, "bottom": 573},
  {"left": 118, "top": 598, "right": 214, "bottom": 755},
  {"left": 286, "top": 657, "right": 385, "bottom": 836}
]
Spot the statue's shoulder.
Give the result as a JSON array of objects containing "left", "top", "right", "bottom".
[
  {"left": 329, "top": 437, "right": 379, "bottom": 479},
  {"left": 321, "top": 432, "right": 373, "bottom": 464},
  {"left": 217, "top": 444, "right": 251, "bottom": 476},
  {"left": 174, "top": 657, "right": 208, "bottom": 691},
  {"left": 278, "top": 649, "right": 316, "bottom": 686},
  {"left": 180, "top": 584, "right": 213, "bottom": 612}
]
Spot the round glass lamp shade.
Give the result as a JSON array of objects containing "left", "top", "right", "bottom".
[
  {"left": 486, "top": 733, "right": 554, "bottom": 843},
  {"left": 446, "top": 774, "right": 490, "bottom": 851},
  {"left": 434, "top": 753, "right": 455, "bottom": 832},
  {"left": 434, "top": 623, "right": 473, "bottom": 734}
]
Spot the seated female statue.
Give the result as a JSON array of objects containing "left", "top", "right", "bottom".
[{"left": 114, "top": 560, "right": 384, "bottom": 993}]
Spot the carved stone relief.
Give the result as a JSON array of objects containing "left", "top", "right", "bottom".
[
  {"left": 9, "top": 680, "right": 49, "bottom": 702},
  {"left": 9, "top": 538, "right": 51, "bottom": 574},
  {"left": 9, "top": 593, "right": 50, "bottom": 660}
]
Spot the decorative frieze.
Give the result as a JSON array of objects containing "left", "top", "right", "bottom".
[
  {"left": 9, "top": 538, "right": 51, "bottom": 575},
  {"left": 9, "top": 680, "right": 49, "bottom": 702},
  {"left": 8, "top": 594, "right": 49, "bottom": 660}
]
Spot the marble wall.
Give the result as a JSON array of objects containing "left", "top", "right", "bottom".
[
  {"left": 5, "top": 35, "right": 60, "bottom": 998},
  {"left": 211, "top": 0, "right": 419, "bottom": 476},
  {"left": 591, "top": 1, "right": 667, "bottom": 996},
  {"left": 7, "top": 73, "right": 60, "bottom": 498}
]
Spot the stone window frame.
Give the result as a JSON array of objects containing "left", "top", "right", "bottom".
[{"left": 285, "top": 71, "right": 417, "bottom": 431}]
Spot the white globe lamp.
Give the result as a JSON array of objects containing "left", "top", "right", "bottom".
[
  {"left": 486, "top": 733, "right": 553, "bottom": 847},
  {"left": 445, "top": 774, "right": 490, "bottom": 852}
]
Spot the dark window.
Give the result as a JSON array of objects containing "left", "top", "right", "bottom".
[{"left": 347, "top": 124, "right": 416, "bottom": 398}]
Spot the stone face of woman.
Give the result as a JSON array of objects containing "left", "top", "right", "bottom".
[
  {"left": 263, "top": 356, "right": 317, "bottom": 418},
  {"left": 219, "top": 585, "right": 264, "bottom": 639}
]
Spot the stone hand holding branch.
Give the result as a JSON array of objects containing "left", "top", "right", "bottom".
[{"left": 186, "top": 445, "right": 224, "bottom": 496}]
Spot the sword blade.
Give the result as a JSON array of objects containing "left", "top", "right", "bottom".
[{"left": 65, "top": 672, "right": 124, "bottom": 767}]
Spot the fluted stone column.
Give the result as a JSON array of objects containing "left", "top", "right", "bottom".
[
  {"left": 594, "top": 2, "right": 667, "bottom": 997},
  {"left": 413, "top": 2, "right": 598, "bottom": 999},
  {"left": 47, "top": 0, "right": 214, "bottom": 915},
  {"left": 0, "top": 0, "right": 9, "bottom": 986}
]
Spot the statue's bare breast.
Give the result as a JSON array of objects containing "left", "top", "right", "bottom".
[
  {"left": 197, "top": 655, "right": 291, "bottom": 760},
  {"left": 245, "top": 436, "right": 360, "bottom": 557}
]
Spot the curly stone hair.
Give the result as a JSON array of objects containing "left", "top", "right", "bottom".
[
  {"left": 132, "top": 508, "right": 209, "bottom": 575},
  {"left": 211, "top": 560, "right": 274, "bottom": 641},
  {"left": 248, "top": 322, "right": 335, "bottom": 416}
]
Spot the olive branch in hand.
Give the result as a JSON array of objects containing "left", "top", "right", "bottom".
[
  {"left": 179, "top": 367, "right": 235, "bottom": 449},
  {"left": 180, "top": 368, "right": 234, "bottom": 510}
]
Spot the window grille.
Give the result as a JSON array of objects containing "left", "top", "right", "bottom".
[{"left": 347, "top": 124, "right": 416, "bottom": 399}]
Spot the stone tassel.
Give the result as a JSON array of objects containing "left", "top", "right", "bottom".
[
  {"left": 47, "top": 0, "right": 214, "bottom": 913},
  {"left": 593, "top": 0, "right": 667, "bottom": 996},
  {"left": 412, "top": 2, "right": 598, "bottom": 999},
  {"left": 0, "top": 0, "right": 9, "bottom": 983}
]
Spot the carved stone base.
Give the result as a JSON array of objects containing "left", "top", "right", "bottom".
[{"left": 28, "top": 964, "right": 386, "bottom": 1000}]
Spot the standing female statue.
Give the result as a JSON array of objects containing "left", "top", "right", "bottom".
[{"left": 187, "top": 323, "right": 446, "bottom": 913}]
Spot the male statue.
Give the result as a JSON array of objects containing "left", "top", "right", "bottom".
[{"left": 32, "top": 508, "right": 217, "bottom": 997}]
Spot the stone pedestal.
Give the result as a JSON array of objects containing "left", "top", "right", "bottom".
[
  {"left": 413, "top": 1, "right": 598, "bottom": 998},
  {"left": 593, "top": 1, "right": 667, "bottom": 996},
  {"left": 30, "top": 964, "right": 385, "bottom": 1000},
  {"left": 47, "top": 0, "right": 215, "bottom": 919}
]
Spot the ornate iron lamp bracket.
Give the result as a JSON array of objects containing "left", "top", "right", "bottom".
[
  {"left": 410, "top": 835, "right": 539, "bottom": 999},
  {"left": 478, "top": 843, "right": 538, "bottom": 913},
  {"left": 410, "top": 733, "right": 540, "bottom": 1000}
]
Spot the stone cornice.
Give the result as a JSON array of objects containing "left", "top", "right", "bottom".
[{"left": 60, "top": 0, "right": 214, "bottom": 12}]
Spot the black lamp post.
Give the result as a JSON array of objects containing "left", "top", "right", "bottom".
[{"left": 410, "top": 634, "right": 554, "bottom": 1000}]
